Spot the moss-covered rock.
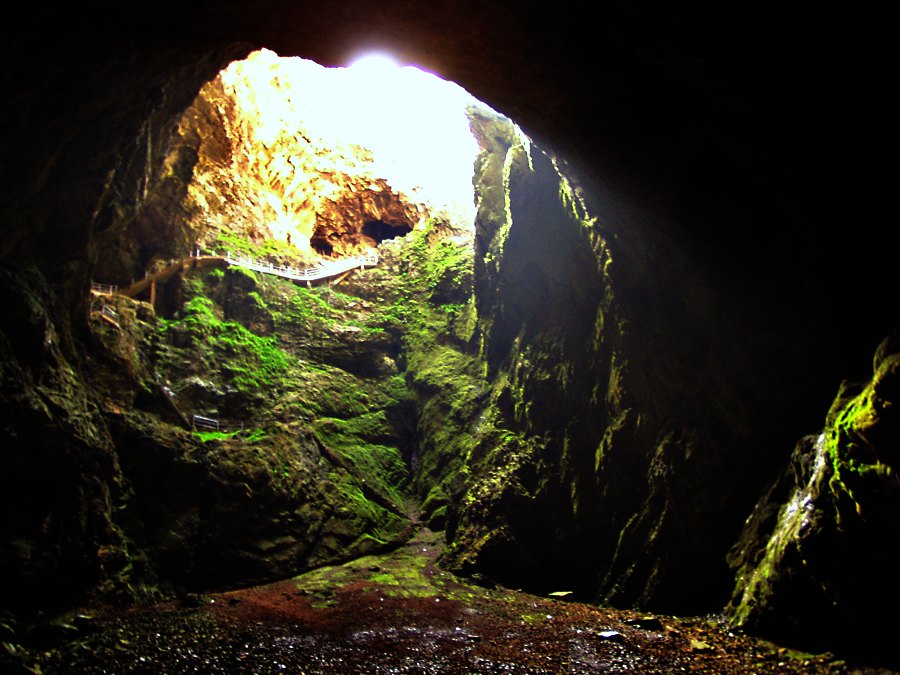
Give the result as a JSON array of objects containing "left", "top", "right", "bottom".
[
  {"left": 0, "top": 239, "right": 456, "bottom": 609},
  {"left": 435, "top": 125, "right": 616, "bottom": 597},
  {"left": 725, "top": 331, "right": 900, "bottom": 665}
]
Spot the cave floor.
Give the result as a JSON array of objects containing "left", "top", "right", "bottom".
[{"left": 37, "top": 529, "right": 889, "bottom": 674}]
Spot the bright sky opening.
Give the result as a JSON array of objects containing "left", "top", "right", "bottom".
[{"left": 220, "top": 49, "right": 485, "bottom": 230}]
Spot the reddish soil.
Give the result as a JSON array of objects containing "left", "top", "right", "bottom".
[{"left": 33, "top": 530, "right": 898, "bottom": 674}]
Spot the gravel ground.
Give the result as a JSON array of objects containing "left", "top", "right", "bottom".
[{"left": 23, "top": 530, "right": 899, "bottom": 674}]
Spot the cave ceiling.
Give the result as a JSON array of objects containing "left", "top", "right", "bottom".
[{"left": 0, "top": 1, "right": 889, "bottom": 374}]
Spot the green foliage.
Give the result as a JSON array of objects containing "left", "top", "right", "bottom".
[
  {"left": 193, "top": 429, "right": 240, "bottom": 443},
  {"left": 211, "top": 230, "right": 306, "bottom": 263},
  {"left": 158, "top": 283, "right": 289, "bottom": 395},
  {"left": 314, "top": 413, "right": 409, "bottom": 510}
]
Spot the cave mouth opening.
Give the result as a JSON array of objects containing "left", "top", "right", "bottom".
[
  {"left": 184, "top": 48, "right": 494, "bottom": 266},
  {"left": 361, "top": 219, "right": 413, "bottom": 245},
  {"left": 309, "top": 234, "right": 333, "bottom": 257}
]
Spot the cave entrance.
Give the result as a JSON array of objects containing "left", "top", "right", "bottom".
[
  {"left": 362, "top": 220, "right": 412, "bottom": 245},
  {"left": 177, "top": 48, "right": 490, "bottom": 267},
  {"left": 310, "top": 232, "right": 334, "bottom": 257}
]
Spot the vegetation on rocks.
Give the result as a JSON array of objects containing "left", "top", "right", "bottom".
[
  {"left": 4, "top": 74, "right": 899, "bottom": 675},
  {"left": 725, "top": 333, "right": 900, "bottom": 666}
]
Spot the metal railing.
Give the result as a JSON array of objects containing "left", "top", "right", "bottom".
[
  {"left": 217, "top": 250, "right": 379, "bottom": 282},
  {"left": 191, "top": 415, "right": 221, "bottom": 431},
  {"left": 91, "top": 282, "right": 119, "bottom": 294}
]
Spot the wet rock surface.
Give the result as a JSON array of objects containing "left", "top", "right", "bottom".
[
  {"left": 726, "top": 333, "right": 900, "bottom": 666},
  {"left": 9, "top": 530, "right": 890, "bottom": 675},
  {"left": 28, "top": 530, "right": 891, "bottom": 675}
]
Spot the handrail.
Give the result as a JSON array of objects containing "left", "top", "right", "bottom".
[
  {"left": 218, "top": 250, "right": 379, "bottom": 282},
  {"left": 191, "top": 414, "right": 220, "bottom": 430},
  {"left": 91, "top": 282, "right": 119, "bottom": 294}
]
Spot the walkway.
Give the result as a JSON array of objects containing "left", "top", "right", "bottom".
[
  {"left": 222, "top": 249, "right": 379, "bottom": 282},
  {"left": 116, "top": 249, "right": 378, "bottom": 300}
]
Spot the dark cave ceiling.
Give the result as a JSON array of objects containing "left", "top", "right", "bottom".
[{"left": 0, "top": 1, "right": 890, "bottom": 383}]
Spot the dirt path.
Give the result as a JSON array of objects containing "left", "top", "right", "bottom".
[{"left": 33, "top": 530, "right": 895, "bottom": 673}]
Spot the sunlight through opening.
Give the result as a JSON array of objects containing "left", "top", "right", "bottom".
[{"left": 219, "top": 49, "right": 484, "bottom": 233}]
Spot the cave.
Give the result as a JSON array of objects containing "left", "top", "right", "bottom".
[
  {"left": 361, "top": 220, "right": 413, "bottom": 246},
  {"left": 1, "top": 2, "right": 895, "bottom": 673},
  {"left": 310, "top": 234, "right": 334, "bottom": 257}
]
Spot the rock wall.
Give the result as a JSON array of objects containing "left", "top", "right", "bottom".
[
  {"left": 0, "top": 266, "right": 125, "bottom": 611},
  {"left": 0, "top": 258, "right": 421, "bottom": 611},
  {"left": 95, "top": 49, "right": 435, "bottom": 284},
  {"left": 441, "top": 113, "right": 888, "bottom": 620},
  {"left": 726, "top": 332, "right": 900, "bottom": 665},
  {"left": 182, "top": 50, "right": 432, "bottom": 261},
  {"left": 0, "top": 2, "right": 896, "bottom": 666}
]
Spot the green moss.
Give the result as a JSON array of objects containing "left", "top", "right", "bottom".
[
  {"left": 181, "top": 295, "right": 217, "bottom": 325},
  {"left": 291, "top": 533, "right": 472, "bottom": 602},
  {"left": 315, "top": 414, "right": 409, "bottom": 511},
  {"left": 268, "top": 282, "right": 363, "bottom": 333},
  {"left": 153, "top": 218, "right": 496, "bottom": 563},
  {"left": 823, "top": 377, "right": 884, "bottom": 508},
  {"left": 231, "top": 265, "right": 259, "bottom": 284},
  {"left": 212, "top": 326, "right": 287, "bottom": 392},
  {"left": 330, "top": 470, "right": 407, "bottom": 545},
  {"left": 285, "top": 362, "right": 376, "bottom": 418},
  {"left": 159, "top": 287, "right": 289, "bottom": 395},
  {"left": 193, "top": 429, "right": 240, "bottom": 443},
  {"left": 383, "top": 373, "right": 415, "bottom": 404},
  {"left": 211, "top": 230, "right": 306, "bottom": 263},
  {"left": 368, "top": 571, "right": 399, "bottom": 585},
  {"left": 245, "top": 428, "right": 268, "bottom": 443}
]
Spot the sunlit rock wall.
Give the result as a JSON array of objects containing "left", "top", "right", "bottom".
[{"left": 183, "top": 50, "right": 432, "bottom": 260}]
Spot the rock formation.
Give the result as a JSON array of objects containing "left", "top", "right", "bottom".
[
  {"left": 95, "top": 48, "right": 479, "bottom": 284},
  {"left": 181, "top": 49, "right": 435, "bottom": 262},
  {"left": 726, "top": 331, "right": 900, "bottom": 663},
  {"left": 1, "top": 2, "right": 895, "bottom": 670}
]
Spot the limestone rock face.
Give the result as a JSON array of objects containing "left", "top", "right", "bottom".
[
  {"left": 726, "top": 332, "right": 900, "bottom": 664},
  {"left": 179, "top": 50, "right": 437, "bottom": 262},
  {"left": 441, "top": 124, "right": 611, "bottom": 594},
  {"left": 0, "top": 267, "right": 124, "bottom": 612}
]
